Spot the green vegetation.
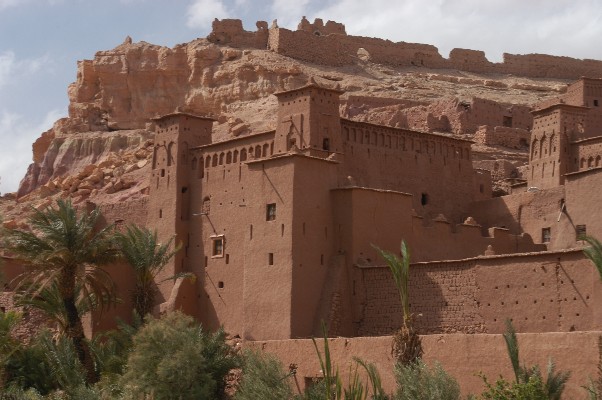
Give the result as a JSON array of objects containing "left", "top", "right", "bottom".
[
  {"left": 392, "top": 360, "right": 460, "bottom": 400},
  {"left": 5, "top": 199, "right": 119, "bottom": 382},
  {"left": 114, "top": 225, "right": 180, "bottom": 319},
  {"left": 373, "top": 240, "right": 422, "bottom": 365}
]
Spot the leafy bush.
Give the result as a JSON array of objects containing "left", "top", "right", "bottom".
[
  {"left": 121, "top": 311, "right": 239, "bottom": 400},
  {"left": 234, "top": 350, "right": 294, "bottom": 400},
  {"left": 479, "top": 373, "right": 548, "bottom": 400},
  {"left": 393, "top": 360, "right": 460, "bottom": 400}
]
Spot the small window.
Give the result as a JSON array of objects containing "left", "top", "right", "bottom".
[
  {"left": 479, "top": 184, "right": 484, "bottom": 193},
  {"left": 322, "top": 138, "right": 330, "bottom": 151},
  {"left": 542, "top": 227, "right": 551, "bottom": 243},
  {"left": 211, "top": 236, "right": 224, "bottom": 257},
  {"left": 595, "top": 100, "right": 599, "bottom": 107},
  {"left": 503, "top": 116, "right": 513, "bottom": 127},
  {"left": 218, "top": 281, "right": 224, "bottom": 288},
  {"left": 576, "top": 225, "right": 587, "bottom": 241},
  {"left": 266, "top": 203, "right": 276, "bottom": 221},
  {"left": 421, "top": 193, "right": 429, "bottom": 206},
  {"left": 268, "top": 253, "right": 274, "bottom": 265}
]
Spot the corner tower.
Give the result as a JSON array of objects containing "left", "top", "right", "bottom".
[
  {"left": 528, "top": 104, "right": 587, "bottom": 189},
  {"left": 148, "top": 112, "right": 215, "bottom": 302},
  {"left": 273, "top": 83, "right": 344, "bottom": 158}
]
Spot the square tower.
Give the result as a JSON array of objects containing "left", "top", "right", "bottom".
[{"left": 273, "top": 83, "right": 344, "bottom": 157}]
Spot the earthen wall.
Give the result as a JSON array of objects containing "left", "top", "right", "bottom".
[
  {"left": 357, "top": 250, "right": 601, "bottom": 337},
  {"left": 340, "top": 119, "right": 475, "bottom": 222},
  {"left": 252, "top": 331, "right": 600, "bottom": 399},
  {"left": 473, "top": 125, "right": 530, "bottom": 149}
]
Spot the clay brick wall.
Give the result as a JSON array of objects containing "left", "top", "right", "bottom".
[
  {"left": 340, "top": 119, "right": 475, "bottom": 223},
  {"left": 100, "top": 197, "right": 149, "bottom": 227},
  {"left": 0, "top": 291, "right": 52, "bottom": 343},
  {"left": 571, "top": 136, "right": 602, "bottom": 170},
  {"left": 356, "top": 250, "right": 600, "bottom": 337},
  {"left": 473, "top": 125, "right": 530, "bottom": 149},
  {"left": 473, "top": 159, "right": 518, "bottom": 180},
  {"left": 357, "top": 261, "right": 482, "bottom": 336}
]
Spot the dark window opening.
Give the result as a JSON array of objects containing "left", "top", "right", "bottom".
[
  {"left": 268, "top": 253, "right": 274, "bottom": 265},
  {"left": 181, "top": 187, "right": 188, "bottom": 193},
  {"left": 218, "top": 281, "right": 224, "bottom": 289},
  {"left": 503, "top": 116, "right": 513, "bottom": 127},
  {"left": 576, "top": 225, "right": 587, "bottom": 241},
  {"left": 226, "top": 254, "right": 230, "bottom": 264},
  {"left": 421, "top": 193, "right": 429, "bottom": 206},
  {"left": 479, "top": 184, "right": 484, "bottom": 193},
  {"left": 595, "top": 100, "right": 599, "bottom": 107},
  {"left": 542, "top": 227, "right": 551, "bottom": 243},
  {"left": 266, "top": 203, "right": 276, "bottom": 221},
  {"left": 322, "top": 138, "right": 330, "bottom": 151},
  {"left": 212, "top": 237, "right": 224, "bottom": 257},
  {"left": 161, "top": 169, "right": 165, "bottom": 177},
  {"left": 159, "top": 209, "right": 163, "bottom": 218}
]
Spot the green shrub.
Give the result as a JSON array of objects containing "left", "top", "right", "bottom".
[
  {"left": 479, "top": 373, "right": 548, "bottom": 400},
  {"left": 121, "top": 311, "right": 239, "bottom": 400},
  {"left": 234, "top": 350, "right": 294, "bottom": 400},
  {"left": 393, "top": 360, "right": 460, "bottom": 400}
]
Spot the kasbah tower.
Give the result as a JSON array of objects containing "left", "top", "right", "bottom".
[{"left": 7, "top": 15, "right": 602, "bottom": 397}]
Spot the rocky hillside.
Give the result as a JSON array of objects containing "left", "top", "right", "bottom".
[{"left": 0, "top": 22, "right": 576, "bottom": 224}]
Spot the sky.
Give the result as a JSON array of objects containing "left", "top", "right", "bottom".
[{"left": 1, "top": 0, "right": 601, "bottom": 194}]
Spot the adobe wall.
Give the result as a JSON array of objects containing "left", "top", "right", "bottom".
[
  {"left": 466, "top": 98, "right": 532, "bottom": 133},
  {"left": 571, "top": 136, "right": 602, "bottom": 170},
  {"left": 355, "top": 250, "right": 602, "bottom": 337},
  {"left": 251, "top": 331, "right": 600, "bottom": 399},
  {"left": 473, "top": 160, "right": 518, "bottom": 181},
  {"left": 473, "top": 125, "right": 530, "bottom": 149},
  {"left": 0, "top": 291, "right": 50, "bottom": 343},
  {"left": 339, "top": 119, "right": 476, "bottom": 223}
]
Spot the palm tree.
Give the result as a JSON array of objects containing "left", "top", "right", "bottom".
[
  {"left": 584, "top": 236, "right": 602, "bottom": 280},
  {"left": 115, "top": 224, "right": 180, "bottom": 319},
  {"left": 6, "top": 199, "right": 119, "bottom": 383},
  {"left": 374, "top": 240, "right": 422, "bottom": 365}
]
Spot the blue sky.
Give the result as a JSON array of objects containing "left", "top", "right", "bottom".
[{"left": 1, "top": 0, "right": 601, "bottom": 193}]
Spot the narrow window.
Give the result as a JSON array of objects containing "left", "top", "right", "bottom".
[
  {"left": 322, "top": 138, "right": 330, "bottom": 151},
  {"left": 161, "top": 169, "right": 165, "bottom": 177},
  {"left": 479, "top": 184, "right": 484, "bottom": 193},
  {"left": 250, "top": 224, "right": 253, "bottom": 240},
  {"left": 266, "top": 203, "right": 276, "bottom": 221},
  {"left": 595, "top": 100, "right": 599, "bottom": 107},
  {"left": 421, "top": 193, "right": 429, "bottom": 206},
  {"left": 320, "top": 254, "right": 324, "bottom": 265},
  {"left": 159, "top": 209, "right": 162, "bottom": 218},
  {"left": 542, "top": 227, "right": 551, "bottom": 243},
  {"left": 218, "top": 281, "right": 224, "bottom": 288},
  {"left": 268, "top": 253, "right": 274, "bottom": 265},
  {"left": 226, "top": 254, "right": 230, "bottom": 264},
  {"left": 576, "top": 225, "right": 587, "bottom": 241},
  {"left": 212, "top": 237, "right": 224, "bottom": 257}
]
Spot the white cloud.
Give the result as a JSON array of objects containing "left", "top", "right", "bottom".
[
  {"left": 0, "top": 0, "right": 19, "bottom": 11},
  {"left": 271, "top": 0, "right": 310, "bottom": 29},
  {"left": 311, "top": 0, "right": 602, "bottom": 62},
  {"left": 0, "top": 51, "right": 52, "bottom": 88},
  {"left": 186, "top": 0, "right": 230, "bottom": 30},
  {"left": 0, "top": 108, "right": 65, "bottom": 194}
]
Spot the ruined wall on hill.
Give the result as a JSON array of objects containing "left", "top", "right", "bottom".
[{"left": 257, "top": 18, "right": 602, "bottom": 79}]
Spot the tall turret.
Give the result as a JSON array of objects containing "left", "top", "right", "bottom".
[{"left": 148, "top": 112, "right": 215, "bottom": 302}]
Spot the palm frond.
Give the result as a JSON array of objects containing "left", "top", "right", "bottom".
[
  {"left": 503, "top": 319, "right": 521, "bottom": 383},
  {"left": 584, "top": 236, "right": 602, "bottom": 281}
]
